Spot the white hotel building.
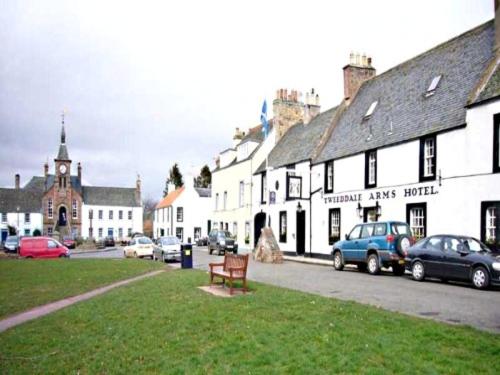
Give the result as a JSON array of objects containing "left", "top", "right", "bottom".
[{"left": 253, "top": 18, "right": 500, "bottom": 257}]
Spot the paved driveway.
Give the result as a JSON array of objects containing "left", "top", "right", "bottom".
[{"left": 193, "top": 248, "right": 500, "bottom": 333}]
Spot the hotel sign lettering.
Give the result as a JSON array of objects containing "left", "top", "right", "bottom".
[{"left": 323, "top": 185, "right": 439, "bottom": 205}]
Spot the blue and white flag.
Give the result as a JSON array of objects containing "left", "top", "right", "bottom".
[{"left": 260, "top": 100, "right": 269, "bottom": 138}]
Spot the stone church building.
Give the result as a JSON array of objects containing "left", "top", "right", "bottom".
[{"left": 0, "top": 122, "right": 143, "bottom": 241}]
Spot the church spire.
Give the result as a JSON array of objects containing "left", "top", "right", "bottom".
[{"left": 61, "top": 111, "right": 66, "bottom": 144}]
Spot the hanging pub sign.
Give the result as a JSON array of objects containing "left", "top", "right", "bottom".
[{"left": 287, "top": 175, "right": 302, "bottom": 199}]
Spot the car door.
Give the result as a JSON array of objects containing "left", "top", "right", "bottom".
[
  {"left": 420, "top": 236, "right": 444, "bottom": 277},
  {"left": 358, "top": 224, "right": 375, "bottom": 260},
  {"left": 441, "top": 236, "right": 471, "bottom": 280},
  {"left": 343, "top": 225, "right": 362, "bottom": 261},
  {"left": 47, "top": 239, "right": 59, "bottom": 258}
]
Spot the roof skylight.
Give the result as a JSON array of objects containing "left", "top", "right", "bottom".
[
  {"left": 426, "top": 75, "right": 442, "bottom": 96},
  {"left": 364, "top": 100, "right": 378, "bottom": 119}
]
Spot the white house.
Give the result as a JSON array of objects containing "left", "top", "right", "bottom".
[
  {"left": 0, "top": 183, "right": 44, "bottom": 242},
  {"left": 154, "top": 182, "right": 211, "bottom": 243},
  {"left": 211, "top": 89, "right": 321, "bottom": 251}
]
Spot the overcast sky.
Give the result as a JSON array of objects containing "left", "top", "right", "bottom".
[{"left": 0, "top": 0, "right": 494, "bottom": 200}]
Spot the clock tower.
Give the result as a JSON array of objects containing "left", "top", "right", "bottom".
[{"left": 54, "top": 123, "right": 72, "bottom": 194}]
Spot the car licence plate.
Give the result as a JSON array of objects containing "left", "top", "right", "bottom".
[
  {"left": 398, "top": 260, "right": 405, "bottom": 264},
  {"left": 227, "top": 245, "right": 233, "bottom": 249}
]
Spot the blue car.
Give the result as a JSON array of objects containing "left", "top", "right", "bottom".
[{"left": 332, "top": 221, "right": 414, "bottom": 275}]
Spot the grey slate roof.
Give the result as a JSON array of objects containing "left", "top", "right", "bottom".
[
  {"left": 315, "top": 20, "right": 495, "bottom": 163},
  {"left": 0, "top": 188, "right": 43, "bottom": 213},
  {"left": 255, "top": 107, "right": 337, "bottom": 174},
  {"left": 82, "top": 186, "right": 140, "bottom": 207},
  {"left": 194, "top": 187, "right": 211, "bottom": 197},
  {"left": 24, "top": 175, "right": 82, "bottom": 195}
]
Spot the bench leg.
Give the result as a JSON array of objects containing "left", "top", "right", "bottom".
[
  {"left": 229, "top": 278, "right": 233, "bottom": 295},
  {"left": 243, "top": 278, "right": 247, "bottom": 294}
]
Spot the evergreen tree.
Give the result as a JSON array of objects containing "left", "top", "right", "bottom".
[
  {"left": 198, "top": 165, "right": 212, "bottom": 188},
  {"left": 164, "top": 163, "right": 183, "bottom": 195}
]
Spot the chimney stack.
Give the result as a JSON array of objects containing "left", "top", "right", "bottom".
[
  {"left": 303, "top": 88, "right": 321, "bottom": 125},
  {"left": 44, "top": 162, "right": 49, "bottom": 178},
  {"left": 343, "top": 52, "right": 376, "bottom": 103},
  {"left": 273, "top": 87, "right": 305, "bottom": 142},
  {"left": 15, "top": 174, "right": 20, "bottom": 189},
  {"left": 495, "top": 0, "right": 500, "bottom": 53},
  {"left": 135, "top": 174, "right": 141, "bottom": 205},
  {"left": 77, "top": 162, "right": 82, "bottom": 181}
]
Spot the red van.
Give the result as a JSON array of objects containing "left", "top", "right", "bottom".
[{"left": 19, "top": 237, "right": 70, "bottom": 258}]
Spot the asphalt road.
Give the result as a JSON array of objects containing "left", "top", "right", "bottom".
[{"left": 72, "top": 246, "right": 500, "bottom": 333}]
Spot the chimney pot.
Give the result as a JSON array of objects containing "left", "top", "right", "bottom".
[
  {"left": 44, "top": 162, "right": 49, "bottom": 177},
  {"left": 15, "top": 174, "right": 20, "bottom": 189},
  {"left": 77, "top": 162, "right": 82, "bottom": 181}
]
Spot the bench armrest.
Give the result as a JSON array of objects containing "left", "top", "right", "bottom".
[{"left": 209, "top": 262, "right": 224, "bottom": 271}]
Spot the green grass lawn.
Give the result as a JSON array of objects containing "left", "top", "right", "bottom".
[
  {"left": 0, "top": 269, "right": 498, "bottom": 374},
  {"left": 0, "top": 259, "right": 165, "bottom": 319}
]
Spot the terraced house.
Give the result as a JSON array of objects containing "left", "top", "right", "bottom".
[
  {"left": 0, "top": 122, "right": 143, "bottom": 241},
  {"left": 255, "top": 15, "right": 500, "bottom": 257}
]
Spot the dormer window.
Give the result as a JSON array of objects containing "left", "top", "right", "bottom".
[
  {"left": 364, "top": 101, "right": 378, "bottom": 120},
  {"left": 425, "top": 75, "right": 442, "bottom": 97}
]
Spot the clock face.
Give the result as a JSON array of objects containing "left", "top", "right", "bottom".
[{"left": 59, "top": 164, "right": 67, "bottom": 174}]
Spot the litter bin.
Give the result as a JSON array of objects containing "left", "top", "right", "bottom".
[{"left": 181, "top": 243, "right": 193, "bottom": 269}]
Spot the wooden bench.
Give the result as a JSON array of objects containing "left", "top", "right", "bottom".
[{"left": 209, "top": 254, "right": 249, "bottom": 295}]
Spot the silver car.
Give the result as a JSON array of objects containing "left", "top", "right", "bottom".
[{"left": 153, "top": 236, "right": 181, "bottom": 262}]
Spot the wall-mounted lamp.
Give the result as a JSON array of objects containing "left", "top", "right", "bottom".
[
  {"left": 296, "top": 201, "right": 303, "bottom": 213},
  {"left": 356, "top": 202, "right": 363, "bottom": 219},
  {"left": 438, "top": 169, "right": 442, "bottom": 187},
  {"left": 375, "top": 200, "right": 382, "bottom": 219}
]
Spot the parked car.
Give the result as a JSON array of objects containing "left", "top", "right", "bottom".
[
  {"left": 332, "top": 221, "right": 414, "bottom": 275},
  {"left": 20, "top": 237, "right": 70, "bottom": 258},
  {"left": 405, "top": 235, "right": 500, "bottom": 289},
  {"left": 153, "top": 236, "right": 181, "bottom": 262},
  {"left": 124, "top": 236, "right": 154, "bottom": 258},
  {"left": 94, "top": 237, "right": 106, "bottom": 249},
  {"left": 196, "top": 236, "right": 208, "bottom": 246},
  {"left": 104, "top": 236, "right": 115, "bottom": 247},
  {"left": 4, "top": 235, "right": 19, "bottom": 253},
  {"left": 63, "top": 236, "right": 76, "bottom": 249},
  {"left": 208, "top": 230, "right": 238, "bottom": 255}
]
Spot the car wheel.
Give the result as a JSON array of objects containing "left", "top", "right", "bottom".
[
  {"left": 333, "top": 251, "right": 344, "bottom": 271},
  {"left": 411, "top": 261, "right": 425, "bottom": 281},
  {"left": 367, "top": 254, "right": 380, "bottom": 275},
  {"left": 134, "top": 251, "right": 138, "bottom": 258},
  {"left": 209, "top": 247, "right": 213, "bottom": 255},
  {"left": 392, "top": 264, "right": 405, "bottom": 276},
  {"left": 471, "top": 266, "right": 489, "bottom": 290},
  {"left": 58, "top": 254, "right": 67, "bottom": 258}
]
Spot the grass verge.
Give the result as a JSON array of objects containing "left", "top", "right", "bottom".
[
  {"left": 1, "top": 269, "right": 499, "bottom": 374},
  {"left": 0, "top": 258, "right": 165, "bottom": 319}
]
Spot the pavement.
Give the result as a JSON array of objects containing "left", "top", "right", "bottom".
[{"left": 69, "top": 246, "right": 500, "bottom": 333}]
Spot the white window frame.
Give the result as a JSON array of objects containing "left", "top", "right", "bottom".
[
  {"left": 47, "top": 227, "right": 53, "bottom": 236},
  {"left": 410, "top": 207, "right": 425, "bottom": 240},
  {"left": 1, "top": 213, "right": 7, "bottom": 223},
  {"left": 99, "top": 210, "right": 103, "bottom": 220},
  {"left": 25, "top": 213, "right": 30, "bottom": 224},
  {"left": 486, "top": 207, "right": 497, "bottom": 242},
  {"left": 177, "top": 207, "right": 183, "bottom": 222},
  {"left": 232, "top": 222, "right": 238, "bottom": 239},
  {"left": 127, "top": 228, "right": 132, "bottom": 237},
  {"left": 239, "top": 181, "right": 244, "bottom": 208},
  {"left": 424, "top": 138, "right": 435, "bottom": 177},
  {"left": 72, "top": 199, "right": 77, "bottom": 219},
  {"left": 109, "top": 210, "right": 113, "bottom": 220},
  {"left": 368, "top": 152, "right": 376, "bottom": 185},
  {"left": 330, "top": 210, "right": 340, "bottom": 240},
  {"left": 98, "top": 228, "right": 103, "bottom": 237},
  {"left": 119, "top": 210, "right": 123, "bottom": 220},
  {"left": 326, "top": 161, "right": 334, "bottom": 192},
  {"left": 118, "top": 228, "right": 123, "bottom": 238},
  {"left": 128, "top": 210, "right": 132, "bottom": 220}
]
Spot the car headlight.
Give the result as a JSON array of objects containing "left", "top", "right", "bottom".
[{"left": 492, "top": 262, "right": 500, "bottom": 271}]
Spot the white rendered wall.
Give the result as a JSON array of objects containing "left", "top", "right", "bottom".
[
  {"left": 81, "top": 204, "right": 143, "bottom": 239},
  {"left": 0, "top": 212, "right": 43, "bottom": 236}
]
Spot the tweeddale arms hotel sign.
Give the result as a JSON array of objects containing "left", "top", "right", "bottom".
[{"left": 324, "top": 184, "right": 439, "bottom": 205}]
